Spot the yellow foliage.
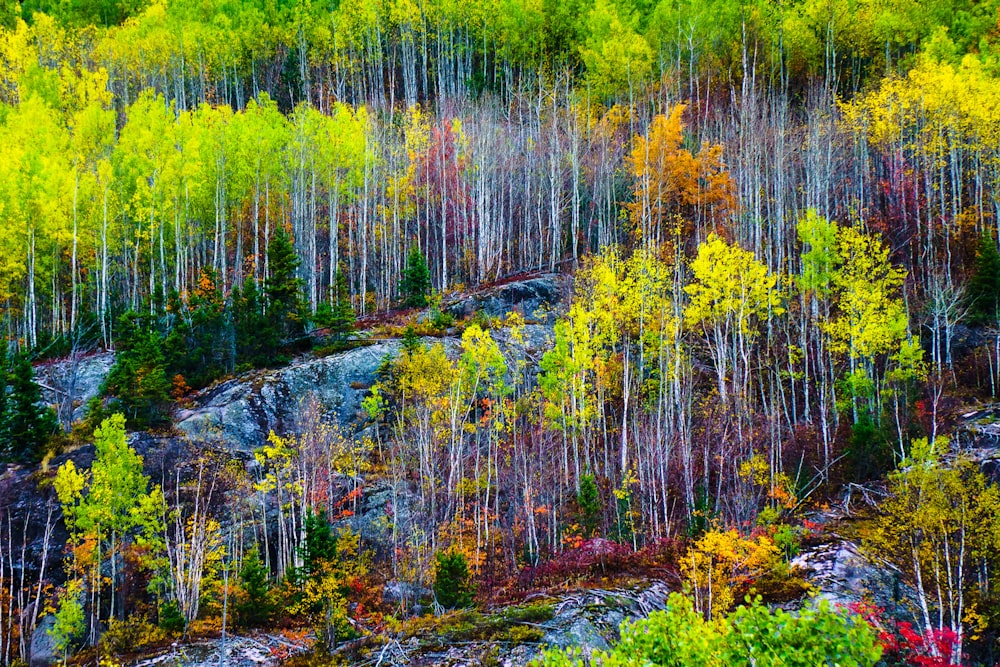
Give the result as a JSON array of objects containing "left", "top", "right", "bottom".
[{"left": 681, "top": 527, "right": 780, "bottom": 618}]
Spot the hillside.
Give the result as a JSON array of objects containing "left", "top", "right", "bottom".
[{"left": 4, "top": 0, "right": 1000, "bottom": 664}]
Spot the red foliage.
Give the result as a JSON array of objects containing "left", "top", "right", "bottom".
[
  {"left": 849, "top": 601, "right": 963, "bottom": 666},
  {"left": 516, "top": 538, "right": 681, "bottom": 592}
]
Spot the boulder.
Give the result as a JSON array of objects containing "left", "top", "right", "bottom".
[
  {"left": 29, "top": 614, "right": 56, "bottom": 667},
  {"left": 445, "top": 275, "right": 565, "bottom": 322},
  {"left": 35, "top": 352, "right": 115, "bottom": 426},
  {"left": 791, "top": 539, "right": 915, "bottom": 619},
  {"left": 176, "top": 342, "right": 403, "bottom": 451}
]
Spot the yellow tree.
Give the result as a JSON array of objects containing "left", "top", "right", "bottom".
[{"left": 866, "top": 437, "right": 1000, "bottom": 665}]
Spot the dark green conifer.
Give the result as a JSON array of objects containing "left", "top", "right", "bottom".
[
  {"left": 265, "top": 226, "right": 306, "bottom": 344},
  {"left": 968, "top": 234, "right": 1000, "bottom": 325},
  {"left": 400, "top": 245, "right": 431, "bottom": 308},
  {"left": 3, "top": 354, "right": 58, "bottom": 462},
  {"left": 433, "top": 550, "right": 474, "bottom": 610}
]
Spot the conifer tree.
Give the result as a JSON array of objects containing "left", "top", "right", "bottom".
[
  {"left": 968, "top": 234, "right": 1000, "bottom": 325},
  {"left": 235, "top": 548, "right": 273, "bottom": 628},
  {"left": 233, "top": 278, "right": 268, "bottom": 368},
  {"left": 3, "top": 354, "right": 57, "bottom": 462},
  {"left": 265, "top": 226, "right": 306, "bottom": 346},
  {"left": 433, "top": 550, "right": 474, "bottom": 610},
  {"left": 400, "top": 245, "right": 431, "bottom": 308},
  {"left": 301, "top": 509, "right": 337, "bottom": 578},
  {"left": 577, "top": 473, "right": 601, "bottom": 538},
  {"left": 314, "top": 266, "right": 355, "bottom": 337},
  {"left": 330, "top": 265, "right": 356, "bottom": 335}
]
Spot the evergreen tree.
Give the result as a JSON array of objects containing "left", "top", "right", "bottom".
[
  {"left": 301, "top": 509, "right": 337, "bottom": 579},
  {"left": 400, "top": 245, "right": 431, "bottom": 308},
  {"left": 233, "top": 278, "right": 269, "bottom": 368},
  {"left": 313, "top": 266, "right": 355, "bottom": 337},
  {"left": 329, "top": 265, "right": 356, "bottom": 335},
  {"left": 235, "top": 548, "right": 273, "bottom": 629},
  {"left": 577, "top": 473, "right": 601, "bottom": 538},
  {"left": 3, "top": 354, "right": 58, "bottom": 462},
  {"left": 968, "top": 234, "right": 1000, "bottom": 325},
  {"left": 433, "top": 550, "right": 474, "bottom": 610},
  {"left": 104, "top": 317, "right": 171, "bottom": 428},
  {"left": 265, "top": 226, "right": 306, "bottom": 345}
]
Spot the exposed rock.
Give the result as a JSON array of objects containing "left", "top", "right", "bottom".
[
  {"left": 29, "top": 614, "right": 56, "bottom": 667},
  {"left": 791, "top": 539, "right": 915, "bottom": 619},
  {"left": 445, "top": 275, "right": 566, "bottom": 323},
  {"left": 176, "top": 342, "right": 405, "bottom": 451},
  {"left": 35, "top": 352, "right": 115, "bottom": 426},
  {"left": 132, "top": 634, "right": 309, "bottom": 667}
]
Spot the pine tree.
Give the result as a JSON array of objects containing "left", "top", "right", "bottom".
[
  {"left": 968, "top": 234, "right": 1000, "bottom": 325},
  {"left": 3, "top": 354, "right": 58, "bottom": 462},
  {"left": 265, "top": 226, "right": 306, "bottom": 345},
  {"left": 330, "top": 265, "right": 356, "bottom": 335},
  {"left": 577, "top": 473, "right": 601, "bottom": 538},
  {"left": 314, "top": 266, "right": 355, "bottom": 337},
  {"left": 301, "top": 509, "right": 337, "bottom": 579},
  {"left": 433, "top": 550, "right": 474, "bottom": 610},
  {"left": 400, "top": 245, "right": 431, "bottom": 308},
  {"left": 104, "top": 322, "right": 171, "bottom": 428},
  {"left": 235, "top": 548, "right": 273, "bottom": 629},
  {"left": 233, "top": 278, "right": 269, "bottom": 368}
]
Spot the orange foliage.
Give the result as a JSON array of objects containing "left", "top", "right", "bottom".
[{"left": 627, "top": 106, "right": 735, "bottom": 244}]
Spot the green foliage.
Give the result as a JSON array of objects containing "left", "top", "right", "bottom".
[
  {"left": 314, "top": 265, "right": 355, "bottom": 336},
  {"left": 967, "top": 233, "right": 1000, "bottom": 325},
  {"left": 49, "top": 583, "right": 85, "bottom": 661},
  {"left": 157, "top": 599, "right": 186, "bottom": 636},
  {"left": 235, "top": 548, "right": 274, "bottom": 629},
  {"left": 401, "top": 245, "right": 431, "bottom": 308},
  {"left": 103, "top": 314, "right": 172, "bottom": 427},
  {"left": 535, "top": 593, "right": 882, "bottom": 667},
  {"left": 576, "top": 473, "right": 601, "bottom": 538},
  {"left": 233, "top": 277, "right": 270, "bottom": 369},
  {"left": 1, "top": 352, "right": 57, "bottom": 462},
  {"left": 301, "top": 509, "right": 338, "bottom": 579},
  {"left": 266, "top": 225, "right": 307, "bottom": 345},
  {"left": 433, "top": 550, "right": 475, "bottom": 610}
]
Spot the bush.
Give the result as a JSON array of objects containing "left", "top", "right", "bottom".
[
  {"left": 158, "top": 599, "right": 186, "bottom": 635},
  {"left": 433, "top": 550, "right": 475, "bottom": 610},
  {"left": 536, "top": 593, "right": 882, "bottom": 667},
  {"left": 100, "top": 616, "right": 165, "bottom": 657}
]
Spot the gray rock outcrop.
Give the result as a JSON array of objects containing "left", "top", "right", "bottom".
[
  {"left": 35, "top": 352, "right": 115, "bottom": 426},
  {"left": 176, "top": 342, "right": 403, "bottom": 451}
]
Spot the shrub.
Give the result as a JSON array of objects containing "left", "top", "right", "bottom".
[{"left": 535, "top": 593, "right": 882, "bottom": 667}]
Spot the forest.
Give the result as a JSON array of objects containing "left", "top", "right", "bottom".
[{"left": 2, "top": 0, "right": 1000, "bottom": 663}]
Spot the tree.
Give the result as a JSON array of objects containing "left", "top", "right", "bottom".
[
  {"left": 103, "top": 326, "right": 171, "bottom": 427},
  {"left": 865, "top": 437, "right": 1000, "bottom": 664},
  {"left": 576, "top": 473, "right": 601, "bottom": 538},
  {"left": 433, "top": 550, "right": 475, "bottom": 610},
  {"left": 301, "top": 509, "right": 338, "bottom": 579},
  {"left": 54, "top": 414, "right": 165, "bottom": 639},
  {"left": 2, "top": 353, "right": 57, "bottom": 462},
  {"left": 315, "top": 265, "right": 355, "bottom": 336},
  {"left": 266, "top": 226, "right": 306, "bottom": 346},
  {"left": 400, "top": 245, "right": 431, "bottom": 308},
  {"left": 48, "top": 581, "right": 85, "bottom": 662},
  {"left": 233, "top": 278, "right": 269, "bottom": 368},
  {"left": 967, "top": 234, "right": 1000, "bottom": 325},
  {"left": 235, "top": 548, "right": 273, "bottom": 629}
]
